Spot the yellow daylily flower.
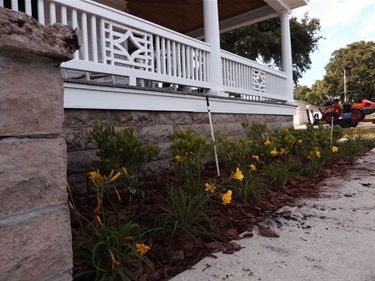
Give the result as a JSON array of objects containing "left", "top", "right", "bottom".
[
  {"left": 88, "top": 169, "right": 104, "bottom": 183},
  {"left": 136, "top": 243, "right": 151, "bottom": 255},
  {"left": 109, "top": 169, "right": 115, "bottom": 178},
  {"left": 189, "top": 151, "right": 197, "bottom": 161},
  {"left": 123, "top": 236, "right": 134, "bottom": 244},
  {"left": 252, "top": 155, "right": 259, "bottom": 161},
  {"left": 264, "top": 138, "right": 271, "bottom": 146},
  {"left": 331, "top": 146, "right": 339, "bottom": 152},
  {"left": 271, "top": 147, "right": 278, "bottom": 156},
  {"left": 298, "top": 139, "right": 303, "bottom": 144},
  {"left": 249, "top": 164, "right": 256, "bottom": 171},
  {"left": 232, "top": 168, "right": 244, "bottom": 181},
  {"left": 94, "top": 197, "right": 101, "bottom": 214},
  {"left": 205, "top": 183, "right": 216, "bottom": 193},
  {"left": 114, "top": 187, "right": 122, "bottom": 202},
  {"left": 280, "top": 147, "right": 288, "bottom": 155},
  {"left": 175, "top": 155, "right": 183, "bottom": 162},
  {"left": 108, "top": 172, "right": 121, "bottom": 183},
  {"left": 221, "top": 190, "right": 232, "bottom": 205},
  {"left": 109, "top": 249, "right": 121, "bottom": 269},
  {"left": 96, "top": 215, "right": 104, "bottom": 228},
  {"left": 68, "top": 201, "right": 75, "bottom": 211},
  {"left": 122, "top": 167, "right": 129, "bottom": 175}
]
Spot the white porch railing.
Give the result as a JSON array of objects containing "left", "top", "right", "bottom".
[{"left": 2, "top": 0, "right": 289, "bottom": 102}]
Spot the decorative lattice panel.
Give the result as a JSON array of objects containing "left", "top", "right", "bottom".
[
  {"left": 252, "top": 68, "right": 267, "bottom": 93},
  {"left": 101, "top": 20, "right": 154, "bottom": 71}
]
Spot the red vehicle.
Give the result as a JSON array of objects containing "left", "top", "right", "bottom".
[{"left": 313, "top": 92, "right": 375, "bottom": 128}]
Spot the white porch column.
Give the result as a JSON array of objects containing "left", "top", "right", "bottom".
[
  {"left": 279, "top": 10, "right": 294, "bottom": 103},
  {"left": 203, "top": 0, "right": 225, "bottom": 96}
]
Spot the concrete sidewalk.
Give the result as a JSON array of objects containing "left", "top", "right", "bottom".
[{"left": 171, "top": 149, "right": 375, "bottom": 281}]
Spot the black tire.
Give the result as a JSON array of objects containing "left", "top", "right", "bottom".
[
  {"left": 351, "top": 110, "right": 364, "bottom": 122},
  {"left": 323, "top": 112, "right": 337, "bottom": 124},
  {"left": 341, "top": 119, "right": 354, "bottom": 128}
]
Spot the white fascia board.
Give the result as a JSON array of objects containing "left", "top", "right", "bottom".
[
  {"left": 64, "top": 83, "right": 296, "bottom": 115},
  {"left": 263, "top": 0, "right": 309, "bottom": 12}
]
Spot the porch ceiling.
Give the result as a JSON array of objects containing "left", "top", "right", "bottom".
[
  {"left": 94, "top": 0, "right": 308, "bottom": 36},
  {"left": 125, "top": 0, "right": 266, "bottom": 34}
]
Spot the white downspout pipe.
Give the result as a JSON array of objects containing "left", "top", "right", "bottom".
[
  {"left": 203, "top": 0, "right": 226, "bottom": 96},
  {"left": 279, "top": 10, "right": 294, "bottom": 104}
]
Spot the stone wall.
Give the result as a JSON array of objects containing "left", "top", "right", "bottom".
[
  {"left": 0, "top": 8, "right": 79, "bottom": 281},
  {"left": 64, "top": 109, "right": 292, "bottom": 194}
]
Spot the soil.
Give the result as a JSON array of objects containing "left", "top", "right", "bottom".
[{"left": 70, "top": 156, "right": 360, "bottom": 281}]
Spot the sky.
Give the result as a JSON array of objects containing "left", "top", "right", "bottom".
[{"left": 291, "top": 0, "right": 375, "bottom": 87}]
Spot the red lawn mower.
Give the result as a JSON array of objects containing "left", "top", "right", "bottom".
[{"left": 312, "top": 91, "right": 375, "bottom": 128}]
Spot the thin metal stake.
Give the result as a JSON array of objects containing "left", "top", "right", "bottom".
[
  {"left": 330, "top": 117, "right": 334, "bottom": 148},
  {"left": 206, "top": 96, "right": 220, "bottom": 177}
]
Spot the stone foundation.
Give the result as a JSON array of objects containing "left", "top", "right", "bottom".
[
  {"left": 64, "top": 109, "right": 292, "bottom": 194},
  {"left": 0, "top": 7, "right": 79, "bottom": 281}
]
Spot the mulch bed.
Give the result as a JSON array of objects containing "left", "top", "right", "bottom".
[{"left": 71, "top": 156, "right": 359, "bottom": 281}]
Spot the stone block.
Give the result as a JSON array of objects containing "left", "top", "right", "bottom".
[
  {"left": 0, "top": 54, "right": 64, "bottom": 137},
  {"left": 173, "top": 124, "right": 205, "bottom": 136},
  {"left": 63, "top": 128, "right": 86, "bottom": 151},
  {"left": 67, "top": 173, "right": 88, "bottom": 195},
  {"left": 64, "top": 109, "right": 110, "bottom": 127},
  {"left": 137, "top": 125, "right": 174, "bottom": 143},
  {"left": 0, "top": 138, "right": 67, "bottom": 216},
  {"left": 0, "top": 7, "right": 80, "bottom": 61},
  {"left": 111, "top": 110, "right": 155, "bottom": 126},
  {"left": 143, "top": 159, "right": 171, "bottom": 177},
  {"left": 156, "top": 142, "right": 172, "bottom": 160},
  {"left": 155, "top": 112, "right": 193, "bottom": 125},
  {"left": 191, "top": 112, "right": 208, "bottom": 123},
  {"left": 0, "top": 206, "right": 73, "bottom": 281},
  {"left": 67, "top": 149, "right": 99, "bottom": 173},
  {"left": 224, "top": 122, "right": 246, "bottom": 137}
]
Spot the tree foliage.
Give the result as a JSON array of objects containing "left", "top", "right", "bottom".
[
  {"left": 323, "top": 41, "right": 375, "bottom": 101},
  {"left": 220, "top": 13, "right": 323, "bottom": 84},
  {"left": 294, "top": 84, "right": 311, "bottom": 101}
]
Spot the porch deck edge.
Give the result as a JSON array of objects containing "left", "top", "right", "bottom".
[{"left": 64, "top": 80, "right": 296, "bottom": 116}]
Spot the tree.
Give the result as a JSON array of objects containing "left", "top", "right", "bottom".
[
  {"left": 307, "top": 79, "right": 331, "bottom": 105},
  {"left": 220, "top": 13, "right": 323, "bottom": 84},
  {"left": 323, "top": 41, "right": 375, "bottom": 102},
  {"left": 294, "top": 84, "right": 311, "bottom": 100}
]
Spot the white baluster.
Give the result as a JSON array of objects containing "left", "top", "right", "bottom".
[
  {"left": 166, "top": 40, "right": 171, "bottom": 75},
  {"left": 49, "top": 2, "right": 56, "bottom": 24},
  {"left": 155, "top": 36, "right": 161, "bottom": 74},
  {"left": 71, "top": 9, "right": 79, "bottom": 59},
  {"left": 161, "top": 38, "right": 166, "bottom": 75},
  {"left": 195, "top": 50, "right": 200, "bottom": 81},
  {"left": 91, "top": 15, "right": 98, "bottom": 63},
  {"left": 37, "top": 0, "right": 45, "bottom": 24},
  {"left": 81, "top": 13, "right": 89, "bottom": 61},
  {"left": 11, "top": 0, "right": 18, "bottom": 10},
  {"left": 181, "top": 45, "right": 186, "bottom": 78},
  {"left": 186, "top": 47, "right": 191, "bottom": 80},
  {"left": 25, "top": 0, "right": 32, "bottom": 16},
  {"left": 176, "top": 43, "right": 181, "bottom": 78},
  {"left": 172, "top": 41, "right": 176, "bottom": 77},
  {"left": 61, "top": 6, "right": 67, "bottom": 25}
]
